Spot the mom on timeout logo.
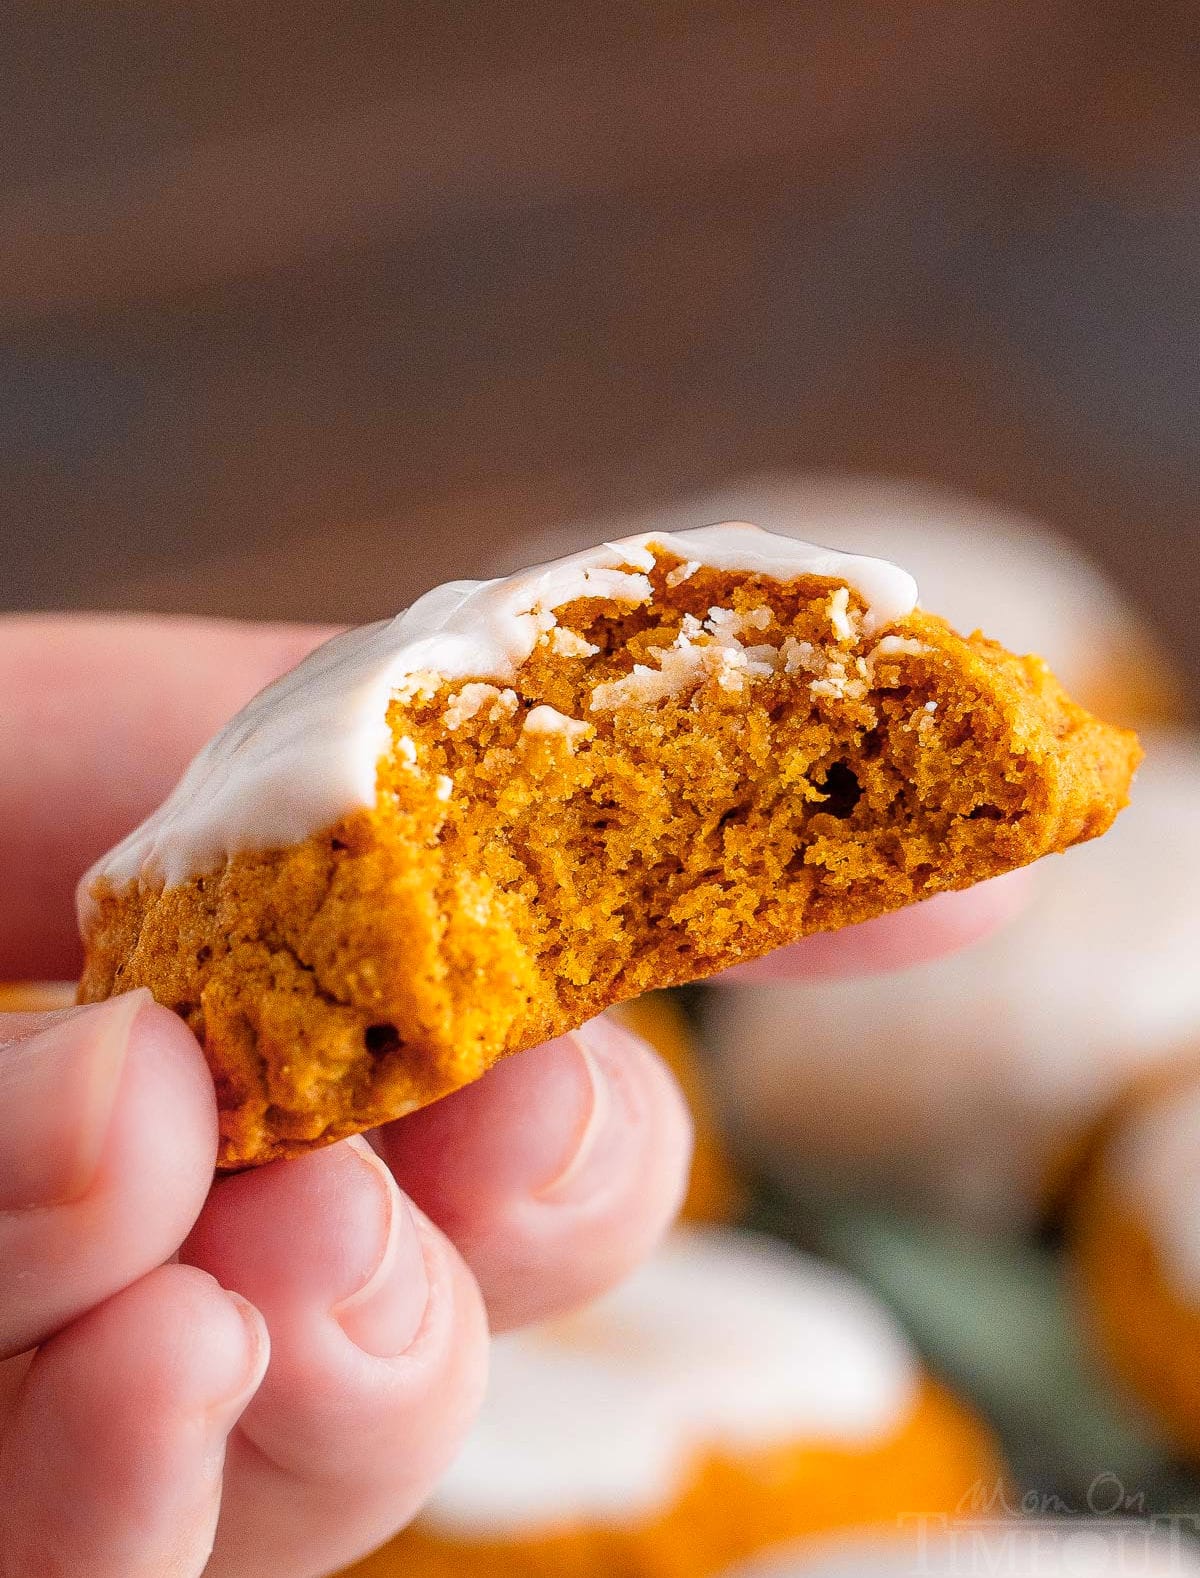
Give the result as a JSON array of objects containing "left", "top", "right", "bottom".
[{"left": 896, "top": 1475, "right": 1200, "bottom": 1574}]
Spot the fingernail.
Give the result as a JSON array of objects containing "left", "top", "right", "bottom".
[
  {"left": 0, "top": 991, "right": 151, "bottom": 1211},
  {"left": 535, "top": 1017, "right": 645, "bottom": 1204},
  {"left": 206, "top": 1290, "right": 271, "bottom": 1426},
  {"left": 331, "top": 1137, "right": 430, "bottom": 1358}
]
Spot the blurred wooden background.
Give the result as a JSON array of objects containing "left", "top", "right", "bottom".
[{"left": 2, "top": 1, "right": 1198, "bottom": 685}]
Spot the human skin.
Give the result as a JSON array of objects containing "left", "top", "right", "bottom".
[{"left": 0, "top": 616, "right": 1022, "bottom": 1577}]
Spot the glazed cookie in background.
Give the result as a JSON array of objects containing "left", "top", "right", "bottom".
[
  {"left": 611, "top": 992, "right": 742, "bottom": 1223},
  {"left": 709, "top": 731, "right": 1200, "bottom": 1230},
  {"left": 338, "top": 1227, "right": 1003, "bottom": 1578},
  {"left": 0, "top": 981, "right": 76, "bottom": 1012},
  {"left": 513, "top": 475, "right": 1182, "bottom": 729},
  {"left": 730, "top": 1520, "right": 1200, "bottom": 1576},
  {"left": 1071, "top": 1068, "right": 1200, "bottom": 1469},
  {"left": 76, "top": 524, "right": 1138, "bottom": 1169}
]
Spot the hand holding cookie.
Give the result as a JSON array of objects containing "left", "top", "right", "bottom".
[
  {"left": 0, "top": 617, "right": 692, "bottom": 1577},
  {"left": 0, "top": 600, "right": 1094, "bottom": 1576}
]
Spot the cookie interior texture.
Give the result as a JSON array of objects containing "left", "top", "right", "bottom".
[{"left": 79, "top": 552, "right": 1140, "bottom": 1167}]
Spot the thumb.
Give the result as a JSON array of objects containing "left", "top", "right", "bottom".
[{"left": 0, "top": 991, "right": 217, "bottom": 1356}]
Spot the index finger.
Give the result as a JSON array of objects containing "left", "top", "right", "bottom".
[{"left": 0, "top": 614, "right": 334, "bottom": 978}]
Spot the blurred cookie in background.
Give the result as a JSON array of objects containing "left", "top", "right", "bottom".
[
  {"left": 611, "top": 993, "right": 743, "bottom": 1224},
  {"left": 708, "top": 732, "right": 1200, "bottom": 1229},
  {"left": 503, "top": 475, "right": 1184, "bottom": 730},
  {"left": 340, "top": 1228, "right": 1001, "bottom": 1578},
  {"left": 1071, "top": 1066, "right": 1200, "bottom": 1471},
  {"left": 0, "top": 982, "right": 76, "bottom": 1011}
]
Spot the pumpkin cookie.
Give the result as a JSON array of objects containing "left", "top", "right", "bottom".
[
  {"left": 77, "top": 523, "right": 1139, "bottom": 1168},
  {"left": 1071, "top": 1069, "right": 1200, "bottom": 1466},
  {"left": 338, "top": 1228, "right": 1002, "bottom": 1578},
  {"left": 0, "top": 982, "right": 77, "bottom": 1012}
]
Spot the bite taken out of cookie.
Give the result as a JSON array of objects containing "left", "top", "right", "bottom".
[{"left": 76, "top": 523, "right": 1141, "bottom": 1169}]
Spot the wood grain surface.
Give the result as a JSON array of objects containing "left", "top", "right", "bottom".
[{"left": 1, "top": 2, "right": 1197, "bottom": 689}]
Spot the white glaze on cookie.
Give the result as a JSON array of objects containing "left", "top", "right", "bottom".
[
  {"left": 78, "top": 523, "right": 916, "bottom": 906},
  {"left": 535, "top": 475, "right": 1158, "bottom": 709},
  {"left": 420, "top": 1227, "right": 919, "bottom": 1536}
]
